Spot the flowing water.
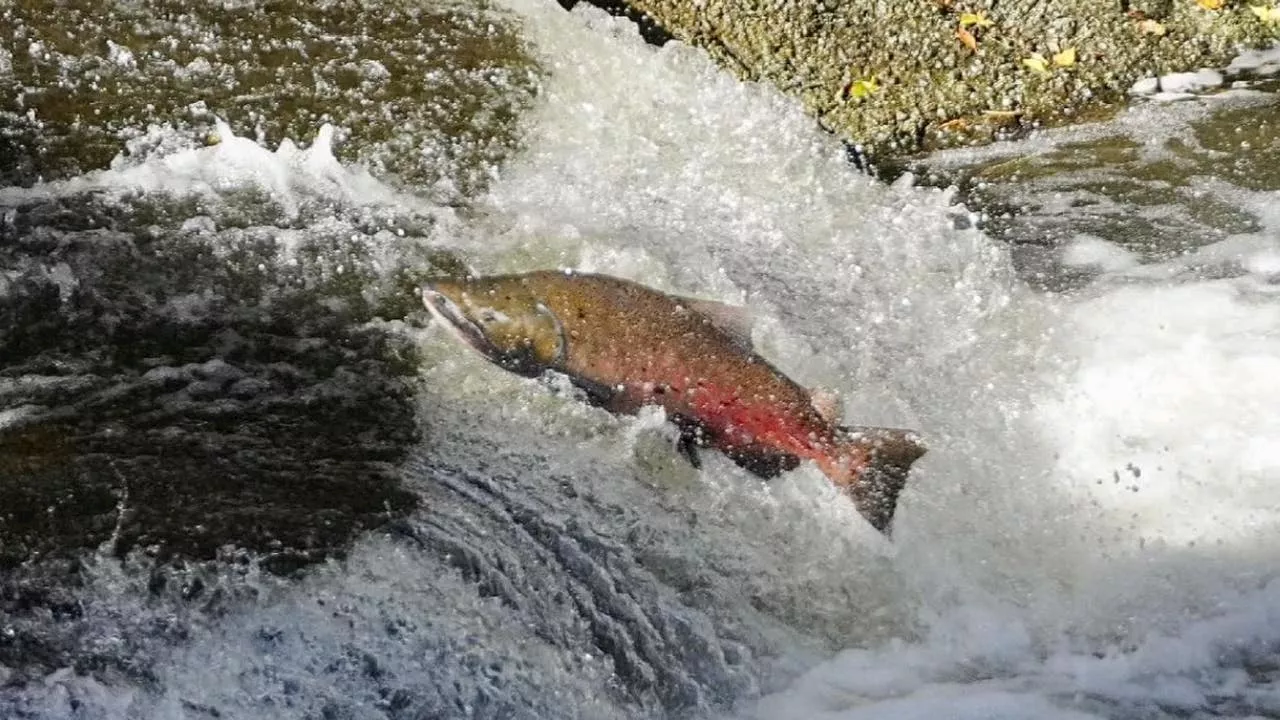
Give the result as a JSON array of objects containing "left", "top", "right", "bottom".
[{"left": 2, "top": 0, "right": 1280, "bottom": 718}]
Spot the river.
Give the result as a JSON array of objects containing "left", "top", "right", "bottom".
[{"left": 2, "top": 1, "right": 1279, "bottom": 718}]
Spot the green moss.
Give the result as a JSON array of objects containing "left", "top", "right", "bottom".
[{"left": 0, "top": 0, "right": 541, "bottom": 195}]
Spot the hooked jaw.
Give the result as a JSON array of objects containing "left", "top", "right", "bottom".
[
  {"left": 420, "top": 280, "right": 568, "bottom": 374},
  {"left": 421, "top": 284, "right": 500, "bottom": 361}
]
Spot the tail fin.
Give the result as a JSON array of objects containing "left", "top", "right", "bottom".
[{"left": 820, "top": 426, "right": 927, "bottom": 536}]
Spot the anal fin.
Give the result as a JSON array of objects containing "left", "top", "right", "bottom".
[{"left": 724, "top": 444, "right": 802, "bottom": 479}]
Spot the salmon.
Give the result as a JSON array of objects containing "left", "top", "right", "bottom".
[{"left": 421, "top": 270, "right": 925, "bottom": 534}]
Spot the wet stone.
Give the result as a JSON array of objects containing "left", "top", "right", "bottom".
[
  {"left": 0, "top": 0, "right": 540, "bottom": 198},
  {"left": 895, "top": 86, "right": 1280, "bottom": 291},
  {"left": 0, "top": 187, "right": 459, "bottom": 680}
]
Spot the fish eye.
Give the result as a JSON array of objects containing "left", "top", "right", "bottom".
[{"left": 477, "top": 308, "right": 509, "bottom": 324}]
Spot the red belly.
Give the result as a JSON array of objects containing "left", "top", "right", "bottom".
[{"left": 629, "top": 379, "right": 825, "bottom": 461}]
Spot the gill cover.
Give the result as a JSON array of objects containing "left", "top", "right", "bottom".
[{"left": 422, "top": 278, "right": 567, "bottom": 375}]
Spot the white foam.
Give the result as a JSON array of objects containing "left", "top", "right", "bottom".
[
  {"left": 1228, "top": 44, "right": 1280, "bottom": 76},
  {"left": 1041, "top": 280, "right": 1280, "bottom": 549},
  {"left": 105, "top": 40, "right": 136, "bottom": 69},
  {"left": 754, "top": 577, "right": 1280, "bottom": 719},
  {"left": 0, "top": 120, "right": 432, "bottom": 220},
  {"left": 1061, "top": 235, "right": 1139, "bottom": 272},
  {"left": 1159, "top": 69, "right": 1224, "bottom": 94},
  {"left": 5, "top": 669, "right": 140, "bottom": 720}
]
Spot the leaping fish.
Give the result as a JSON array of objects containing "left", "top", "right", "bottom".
[{"left": 421, "top": 270, "right": 926, "bottom": 535}]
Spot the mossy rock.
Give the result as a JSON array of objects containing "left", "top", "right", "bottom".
[
  {"left": 0, "top": 0, "right": 540, "bottom": 197},
  {"left": 616, "top": 0, "right": 1279, "bottom": 157}
]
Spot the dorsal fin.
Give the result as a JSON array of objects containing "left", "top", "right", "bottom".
[
  {"left": 808, "top": 387, "right": 843, "bottom": 424},
  {"left": 678, "top": 296, "right": 754, "bottom": 349}
]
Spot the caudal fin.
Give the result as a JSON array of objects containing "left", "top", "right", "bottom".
[{"left": 823, "top": 426, "right": 927, "bottom": 536}]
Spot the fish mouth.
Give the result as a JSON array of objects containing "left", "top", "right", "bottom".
[{"left": 421, "top": 284, "right": 500, "bottom": 359}]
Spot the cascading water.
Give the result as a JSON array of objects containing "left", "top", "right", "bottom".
[{"left": 2, "top": 0, "right": 1278, "bottom": 718}]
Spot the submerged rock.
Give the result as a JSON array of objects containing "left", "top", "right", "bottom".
[
  {"left": 901, "top": 81, "right": 1280, "bottom": 291},
  {"left": 0, "top": 185, "right": 458, "bottom": 678},
  {"left": 0, "top": 0, "right": 539, "bottom": 681}
]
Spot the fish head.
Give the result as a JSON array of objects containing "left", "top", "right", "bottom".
[{"left": 421, "top": 275, "right": 566, "bottom": 375}]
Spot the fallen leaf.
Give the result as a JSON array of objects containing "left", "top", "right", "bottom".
[
  {"left": 1196, "top": 0, "right": 1225, "bottom": 9},
  {"left": 1022, "top": 53, "right": 1051, "bottom": 74},
  {"left": 956, "top": 26, "right": 978, "bottom": 52},
  {"left": 1052, "top": 47, "right": 1077, "bottom": 67},
  {"left": 1252, "top": 3, "right": 1280, "bottom": 21},
  {"left": 938, "top": 118, "right": 969, "bottom": 131},
  {"left": 959, "top": 12, "right": 995, "bottom": 28},
  {"left": 1137, "top": 18, "right": 1168, "bottom": 34},
  {"left": 848, "top": 77, "right": 880, "bottom": 100}
]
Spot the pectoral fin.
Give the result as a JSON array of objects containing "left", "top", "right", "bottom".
[
  {"left": 675, "top": 432, "right": 703, "bottom": 470},
  {"left": 670, "top": 416, "right": 709, "bottom": 470}
]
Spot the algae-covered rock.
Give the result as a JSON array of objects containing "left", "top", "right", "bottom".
[
  {"left": 0, "top": 179, "right": 470, "bottom": 679},
  {"left": 0, "top": 0, "right": 538, "bottom": 679},
  {"left": 903, "top": 86, "right": 1279, "bottom": 290},
  {"left": 0, "top": 0, "right": 536, "bottom": 579},
  {"left": 615, "top": 0, "right": 1280, "bottom": 156},
  {"left": 0, "top": 0, "right": 540, "bottom": 198}
]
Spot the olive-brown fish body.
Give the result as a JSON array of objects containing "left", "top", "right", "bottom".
[
  {"left": 421, "top": 270, "right": 925, "bottom": 534},
  {"left": 523, "top": 273, "right": 839, "bottom": 464}
]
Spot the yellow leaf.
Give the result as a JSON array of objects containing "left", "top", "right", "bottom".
[
  {"left": 956, "top": 26, "right": 978, "bottom": 52},
  {"left": 959, "top": 12, "right": 994, "bottom": 28},
  {"left": 1137, "top": 18, "right": 1168, "bottom": 34},
  {"left": 848, "top": 77, "right": 880, "bottom": 100},
  {"left": 1052, "top": 47, "right": 1077, "bottom": 67},
  {"left": 1022, "top": 54, "right": 1051, "bottom": 74},
  {"left": 1196, "top": 0, "right": 1225, "bottom": 9},
  {"left": 1251, "top": 3, "right": 1280, "bottom": 21}
]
